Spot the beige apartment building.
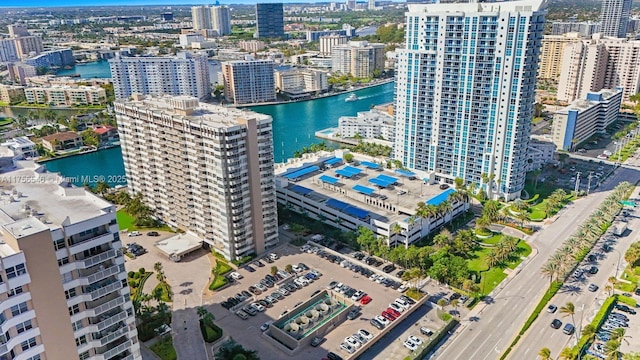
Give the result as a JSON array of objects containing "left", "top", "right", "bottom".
[
  {"left": 275, "top": 69, "right": 328, "bottom": 97},
  {"left": 114, "top": 95, "right": 279, "bottom": 260},
  {"left": 0, "top": 161, "right": 140, "bottom": 360},
  {"left": 221, "top": 59, "right": 276, "bottom": 105},
  {"left": 558, "top": 35, "right": 640, "bottom": 102},
  {"left": 332, "top": 41, "right": 385, "bottom": 78},
  {"left": 0, "top": 85, "right": 25, "bottom": 105},
  {"left": 538, "top": 33, "right": 582, "bottom": 80},
  {"left": 319, "top": 34, "right": 348, "bottom": 57},
  {"left": 23, "top": 86, "right": 107, "bottom": 106}
]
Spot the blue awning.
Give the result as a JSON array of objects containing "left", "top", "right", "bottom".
[
  {"left": 426, "top": 188, "right": 456, "bottom": 205},
  {"left": 368, "top": 178, "right": 390, "bottom": 187},
  {"left": 377, "top": 174, "right": 398, "bottom": 184},
  {"left": 319, "top": 175, "right": 339, "bottom": 184},
  {"left": 325, "top": 157, "right": 342, "bottom": 166},
  {"left": 284, "top": 165, "right": 320, "bottom": 180},
  {"left": 326, "top": 199, "right": 369, "bottom": 220},
  {"left": 342, "top": 165, "right": 362, "bottom": 175},
  {"left": 360, "top": 161, "right": 380, "bottom": 169},
  {"left": 336, "top": 169, "right": 355, "bottom": 178},
  {"left": 291, "top": 185, "right": 313, "bottom": 195},
  {"left": 395, "top": 169, "right": 416, "bottom": 178},
  {"left": 353, "top": 185, "right": 375, "bottom": 195}
]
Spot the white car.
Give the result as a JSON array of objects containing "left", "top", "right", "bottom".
[
  {"left": 255, "top": 283, "right": 267, "bottom": 292},
  {"left": 344, "top": 336, "right": 361, "bottom": 348},
  {"left": 292, "top": 264, "right": 302, "bottom": 273},
  {"left": 398, "top": 284, "right": 409, "bottom": 292},
  {"left": 408, "top": 335, "right": 422, "bottom": 346},
  {"left": 251, "top": 303, "right": 265, "bottom": 312},
  {"left": 351, "top": 291, "right": 365, "bottom": 301},
  {"left": 340, "top": 343, "right": 355, "bottom": 354},
  {"left": 277, "top": 288, "right": 289, "bottom": 296},
  {"left": 369, "top": 274, "right": 378, "bottom": 281},
  {"left": 375, "top": 315, "right": 390, "bottom": 326},
  {"left": 269, "top": 253, "right": 279, "bottom": 260},
  {"left": 395, "top": 298, "right": 411, "bottom": 309},
  {"left": 310, "top": 269, "right": 322, "bottom": 277},
  {"left": 230, "top": 272, "right": 243, "bottom": 280},
  {"left": 128, "top": 231, "right": 141, "bottom": 237},
  {"left": 376, "top": 276, "right": 386, "bottom": 284},
  {"left": 260, "top": 321, "right": 272, "bottom": 331},
  {"left": 404, "top": 339, "right": 418, "bottom": 351},
  {"left": 389, "top": 302, "right": 405, "bottom": 313},
  {"left": 358, "top": 329, "right": 373, "bottom": 340}
]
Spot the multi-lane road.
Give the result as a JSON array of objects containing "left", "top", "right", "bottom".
[
  {"left": 432, "top": 166, "right": 640, "bottom": 360},
  {"left": 508, "top": 209, "right": 640, "bottom": 359}
]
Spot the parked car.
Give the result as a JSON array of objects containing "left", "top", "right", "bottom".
[
  {"left": 128, "top": 231, "right": 141, "bottom": 237},
  {"left": 420, "top": 327, "right": 434, "bottom": 336},
  {"left": 147, "top": 231, "right": 159, "bottom": 236},
  {"left": 360, "top": 295, "right": 372, "bottom": 305},
  {"left": 311, "top": 337, "right": 325, "bottom": 347},
  {"left": 588, "top": 283, "right": 599, "bottom": 292},
  {"left": 327, "top": 352, "right": 343, "bottom": 360}
]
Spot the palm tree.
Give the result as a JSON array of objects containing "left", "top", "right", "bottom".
[
  {"left": 559, "top": 347, "right": 576, "bottom": 360},
  {"left": 541, "top": 260, "right": 559, "bottom": 288},
  {"left": 391, "top": 223, "right": 403, "bottom": 246},
  {"left": 604, "top": 340, "right": 623, "bottom": 360},
  {"left": 608, "top": 276, "right": 618, "bottom": 296},
  {"left": 559, "top": 302, "right": 578, "bottom": 342},
  {"left": 581, "top": 323, "right": 597, "bottom": 344},
  {"left": 95, "top": 180, "right": 110, "bottom": 196},
  {"left": 450, "top": 298, "right": 460, "bottom": 318},
  {"left": 538, "top": 347, "right": 552, "bottom": 360},
  {"left": 610, "top": 328, "right": 630, "bottom": 346}
]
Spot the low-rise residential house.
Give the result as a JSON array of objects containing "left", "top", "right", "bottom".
[
  {"left": 1, "top": 136, "right": 38, "bottom": 159},
  {"left": 92, "top": 125, "right": 119, "bottom": 145},
  {"left": 41, "top": 131, "right": 83, "bottom": 152}
]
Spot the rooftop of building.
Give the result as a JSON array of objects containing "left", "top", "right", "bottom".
[
  {"left": 41, "top": 131, "right": 81, "bottom": 142},
  {"left": 275, "top": 151, "right": 457, "bottom": 224},
  {"left": 407, "top": 0, "right": 546, "bottom": 14},
  {"left": 0, "top": 161, "right": 115, "bottom": 232},
  {"left": 339, "top": 109, "right": 393, "bottom": 124},
  {"left": 556, "top": 88, "right": 621, "bottom": 113},
  {"left": 117, "top": 95, "right": 272, "bottom": 128}
]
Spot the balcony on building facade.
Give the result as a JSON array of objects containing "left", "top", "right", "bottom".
[
  {"left": 86, "top": 279, "right": 124, "bottom": 301},
  {"left": 95, "top": 339, "right": 132, "bottom": 360}
]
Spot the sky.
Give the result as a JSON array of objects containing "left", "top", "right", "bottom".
[{"left": 0, "top": 0, "right": 307, "bottom": 7}]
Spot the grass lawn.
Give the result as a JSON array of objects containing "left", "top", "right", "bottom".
[
  {"left": 209, "top": 274, "right": 228, "bottom": 291},
  {"left": 150, "top": 336, "right": 177, "bottom": 360},
  {"left": 0, "top": 118, "right": 13, "bottom": 126},
  {"left": 216, "top": 260, "right": 232, "bottom": 275},
  {"left": 116, "top": 209, "right": 173, "bottom": 232},
  {"left": 467, "top": 240, "right": 531, "bottom": 295},
  {"left": 153, "top": 282, "right": 172, "bottom": 302},
  {"left": 479, "top": 234, "right": 502, "bottom": 245}
]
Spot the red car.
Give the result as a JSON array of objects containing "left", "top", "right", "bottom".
[
  {"left": 360, "top": 295, "right": 372, "bottom": 305},
  {"left": 386, "top": 307, "right": 401, "bottom": 317},
  {"left": 382, "top": 311, "right": 396, "bottom": 321}
]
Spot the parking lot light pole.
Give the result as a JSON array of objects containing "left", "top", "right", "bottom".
[
  {"left": 574, "top": 172, "right": 581, "bottom": 195},
  {"left": 587, "top": 172, "right": 594, "bottom": 194}
]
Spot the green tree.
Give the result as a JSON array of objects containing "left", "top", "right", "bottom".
[
  {"left": 538, "top": 347, "right": 552, "bottom": 360},
  {"left": 343, "top": 153, "right": 354, "bottom": 162},
  {"left": 95, "top": 180, "right": 110, "bottom": 196},
  {"left": 81, "top": 129, "right": 99, "bottom": 147},
  {"left": 215, "top": 338, "right": 259, "bottom": 360}
]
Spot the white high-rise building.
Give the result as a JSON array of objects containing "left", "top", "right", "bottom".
[
  {"left": 115, "top": 95, "right": 279, "bottom": 260},
  {"left": 394, "top": 0, "right": 546, "bottom": 200},
  {"left": 221, "top": 59, "right": 276, "bottom": 105},
  {"left": 191, "top": 6, "right": 212, "bottom": 30},
  {"left": 0, "top": 38, "right": 19, "bottom": 62},
  {"left": 211, "top": 6, "right": 231, "bottom": 36},
  {"left": 600, "top": 0, "right": 631, "bottom": 38},
  {"left": 108, "top": 52, "right": 210, "bottom": 100},
  {"left": 319, "top": 34, "right": 348, "bottom": 57},
  {"left": 0, "top": 162, "right": 140, "bottom": 360}
]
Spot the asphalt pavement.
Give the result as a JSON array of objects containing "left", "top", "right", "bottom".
[
  {"left": 508, "top": 199, "right": 640, "bottom": 359},
  {"left": 431, "top": 167, "right": 640, "bottom": 360}
]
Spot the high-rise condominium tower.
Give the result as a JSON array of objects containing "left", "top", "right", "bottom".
[
  {"left": 0, "top": 163, "right": 140, "bottom": 360},
  {"left": 115, "top": 95, "right": 279, "bottom": 261},
  {"left": 108, "top": 52, "right": 210, "bottom": 100},
  {"left": 191, "top": 5, "right": 231, "bottom": 36},
  {"left": 394, "top": 0, "right": 546, "bottom": 200},
  {"left": 600, "top": 0, "right": 631, "bottom": 38},
  {"left": 255, "top": 3, "right": 285, "bottom": 39}
]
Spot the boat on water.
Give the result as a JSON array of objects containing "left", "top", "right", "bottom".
[{"left": 345, "top": 94, "right": 359, "bottom": 102}]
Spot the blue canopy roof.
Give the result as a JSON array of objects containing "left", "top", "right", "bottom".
[
  {"left": 291, "top": 185, "right": 313, "bottom": 195},
  {"left": 353, "top": 185, "right": 375, "bottom": 195},
  {"left": 319, "top": 175, "right": 339, "bottom": 184},
  {"left": 395, "top": 169, "right": 416, "bottom": 178},
  {"left": 336, "top": 169, "right": 355, "bottom": 178},
  {"left": 377, "top": 174, "right": 398, "bottom": 184},
  {"left": 326, "top": 199, "right": 369, "bottom": 220},
  {"left": 284, "top": 165, "right": 319, "bottom": 180},
  {"left": 342, "top": 165, "right": 362, "bottom": 175},
  {"left": 360, "top": 161, "right": 380, "bottom": 169},
  {"left": 426, "top": 188, "right": 456, "bottom": 206},
  {"left": 368, "top": 178, "right": 391, "bottom": 187},
  {"left": 324, "top": 157, "right": 342, "bottom": 165}
]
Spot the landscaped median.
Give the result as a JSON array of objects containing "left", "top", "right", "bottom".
[
  {"left": 499, "top": 281, "right": 562, "bottom": 360},
  {"left": 209, "top": 251, "right": 233, "bottom": 291},
  {"left": 405, "top": 318, "right": 458, "bottom": 360},
  {"left": 150, "top": 335, "right": 177, "bottom": 360}
]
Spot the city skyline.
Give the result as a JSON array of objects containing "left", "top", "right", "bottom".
[{"left": 0, "top": 0, "right": 344, "bottom": 8}]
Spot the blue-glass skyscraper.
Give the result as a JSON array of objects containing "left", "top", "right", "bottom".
[{"left": 394, "top": 0, "right": 546, "bottom": 200}]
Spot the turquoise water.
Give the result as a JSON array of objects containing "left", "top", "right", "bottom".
[
  {"left": 44, "top": 82, "right": 395, "bottom": 185},
  {"left": 252, "top": 81, "right": 395, "bottom": 162},
  {"left": 57, "top": 60, "right": 112, "bottom": 79},
  {"left": 43, "top": 147, "right": 126, "bottom": 187}
]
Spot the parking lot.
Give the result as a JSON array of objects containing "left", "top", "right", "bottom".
[
  {"left": 205, "top": 243, "right": 429, "bottom": 359},
  {"left": 537, "top": 158, "right": 616, "bottom": 193}
]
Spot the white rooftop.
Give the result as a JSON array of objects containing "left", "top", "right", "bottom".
[
  {"left": 0, "top": 161, "right": 114, "bottom": 231},
  {"left": 155, "top": 233, "right": 203, "bottom": 258},
  {"left": 407, "top": 0, "right": 547, "bottom": 14}
]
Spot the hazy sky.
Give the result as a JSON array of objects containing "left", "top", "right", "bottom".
[{"left": 0, "top": 0, "right": 305, "bottom": 7}]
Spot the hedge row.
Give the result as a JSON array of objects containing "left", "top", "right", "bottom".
[
  {"left": 573, "top": 295, "right": 618, "bottom": 358},
  {"left": 199, "top": 319, "right": 223, "bottom": 343}
]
